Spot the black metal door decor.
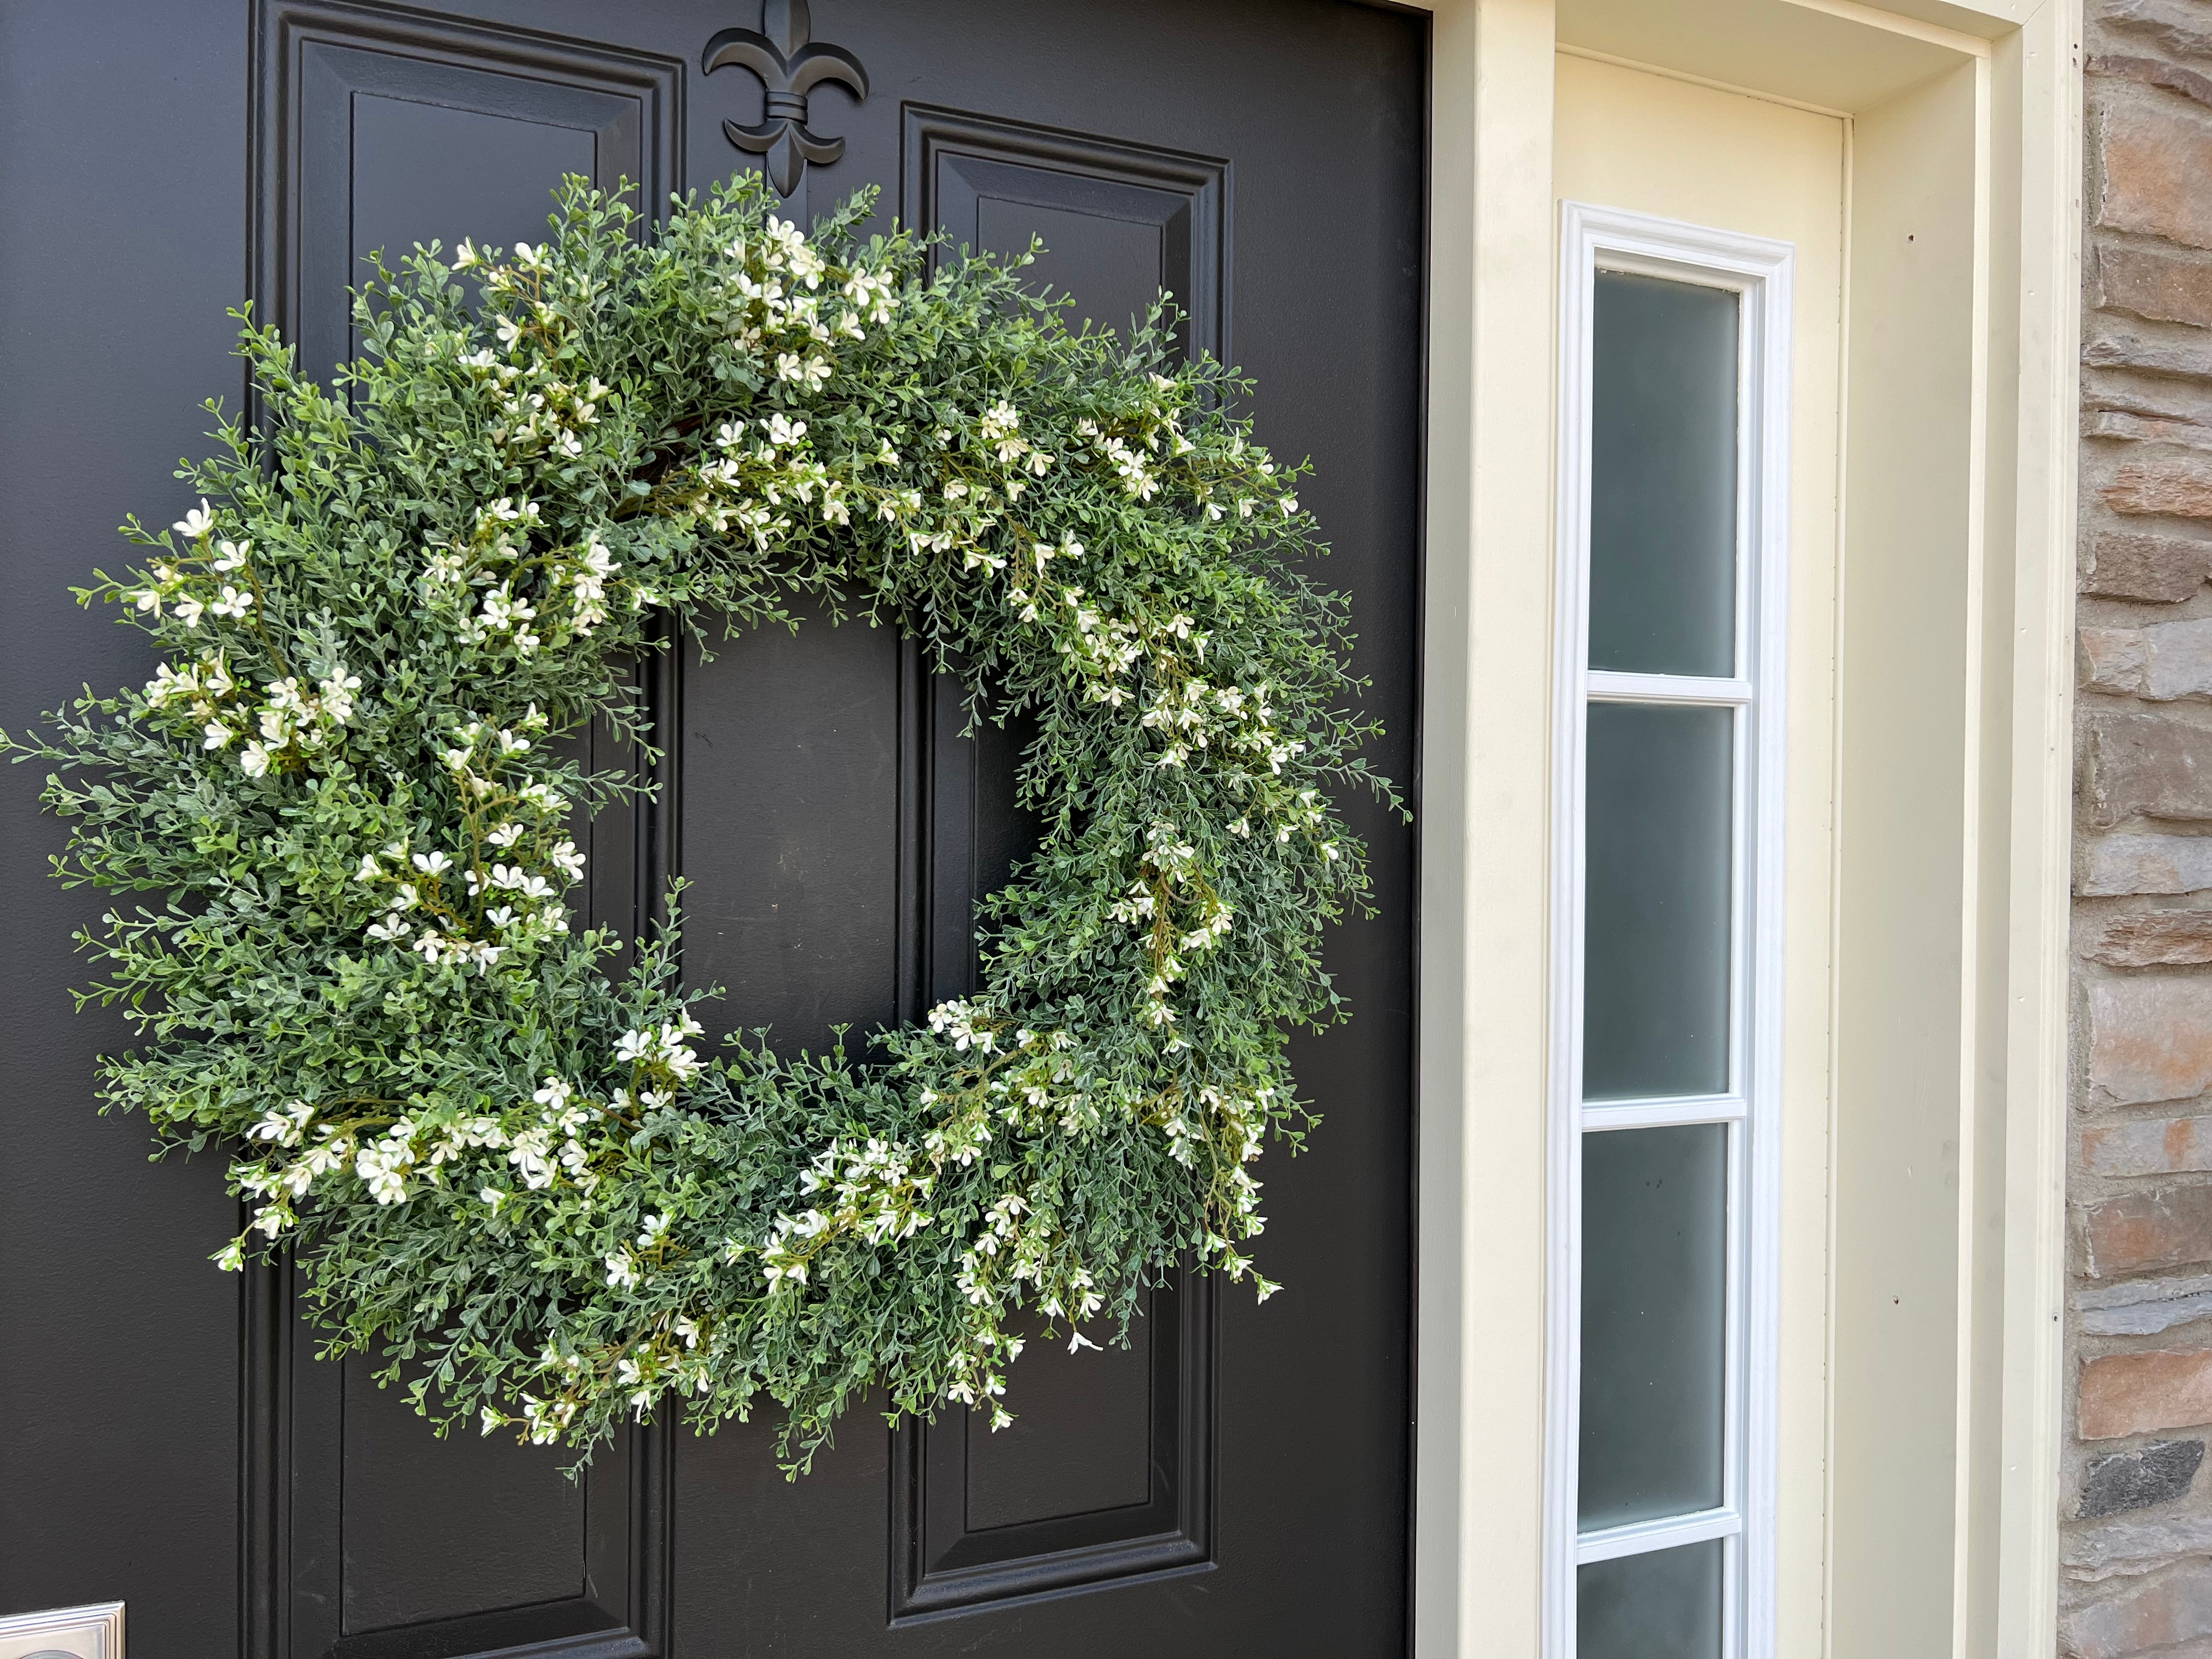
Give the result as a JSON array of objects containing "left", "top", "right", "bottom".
[{"left": 704, "top": 0, "right": 867, "bottom": 196}]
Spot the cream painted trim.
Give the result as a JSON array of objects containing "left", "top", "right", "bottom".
[
  {"left": 1413, "top": 3, "right": 1558, "bottom": 1656},
  {"left": 1406, "top": 1, "right": 2080, "bottom": 1655},
  {"left": 1990, "top": 8, "right": 2082, "bottom": 1657},
  {"left": 1779, "top": 0, "right": 1995, "bottom": 56},
  {"left": 1554, "top": 42, "right": 1854, "bottom": 120}
]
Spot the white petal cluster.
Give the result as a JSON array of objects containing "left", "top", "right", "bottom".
[
  {"left": 350, "top": 707, "right": 580, "bottom": 969},
  {"left": 755, "top": 1136, "right": 936, "bottom": 1290}
]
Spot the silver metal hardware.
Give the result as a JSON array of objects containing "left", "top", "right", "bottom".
[{"left": 0, "top": 1604, "right": 123, "bottom": 1659}]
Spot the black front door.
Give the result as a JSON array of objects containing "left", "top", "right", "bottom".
[{"left": 0, "top": 3, "right": 1424, "bottom": 1654}]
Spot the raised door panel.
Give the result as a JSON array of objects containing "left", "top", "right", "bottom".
[
  {"left": 885, "top": 107, "right": 1231, "bottom": 1622},
  {"left": 246, "top": 8, "right": 680, "bottom": 1657}
]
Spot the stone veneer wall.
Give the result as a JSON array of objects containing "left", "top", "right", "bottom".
[{"left": 2066, "top": 2, "right": 2212, "bottom": 1652}]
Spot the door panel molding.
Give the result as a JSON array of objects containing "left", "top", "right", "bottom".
[
  {"left": 900, "top": 103, "right": 1229, "bottom": 365},
  {"left": 250, "top": 0, "right": 682, "bottom": 385},
  {"left": 882, "top": 108, "right": 1238, "bottom": 1621},
  {"left": 242, "top": 7, "right": 681, "bottom": 1656},
  {"left": 887, "top": 1271, "right": 1217, "bottom": 1623}
]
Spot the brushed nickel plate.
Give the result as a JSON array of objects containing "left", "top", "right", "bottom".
[{"left": 0, "top": 1604, "right": 123, "bottom": 1659}]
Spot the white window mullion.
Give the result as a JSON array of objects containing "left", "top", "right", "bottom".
[
  {"left": 1576, "top": 1506, "right": 1746, "bottom": 1566},
  {"left": 1586, "top": 669, "right": 1752, "bottom": 706},
  {"left": 1581, "top": 1094, "right": 1747, "bottom": 1132}
]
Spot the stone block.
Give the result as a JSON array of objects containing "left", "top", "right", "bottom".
[
  {"left": 2080, "top": 712, "right": 2212, "bottom": 826},
  {"left": 2068, "top": 1508, "right": 2212, "bottom": 1580},
  {"left": 2081, "top": 834, "right": 2212, "bottom": 895},
  {"left": 2088, "top": 978, "right": 2212, "bottom": 1107},
  {"left": 2087, "top": 618, "right": 2212, "bottom": 699},
  {"left": 2096, "top": 242, "right": 2212, "bottom": 330},
  {"left": 2093, "top": 52, "right": 2212, "bottom": 117},
  {"left": 2079, "top": 1184, "right": 2212, "bottom": 1277},
  {"left": 2092, "top": 913, "right": 2212, "bottom": 968},
  {"left": 2098, "top": 99, "right": 2212, "bottom": 252},
  {"left": 2079, "top": 1438, "right": 2206, "bottom": 1518},
  {"left": 2086, "top": 373, "right": 2212, "bottom": 427},
  {"left": 2079, "top": 1347, "right": 2212, "bottom": 1439},
  {"left": 2063, "top": 1558, "right": 2212, "bottom": 1656},
  {"left": 2085, "top": 1113, "right": 2212, "bottom": 1173},
  {"left": 2085, "top": 321, "right": 2212, "bottom": 380},
  {"left": 2106, "top": 453, "right": 2212, "bottom": 521},
  {"left": 2084, "top": 627, "right": 2154, "bottom": 693},
  {"left": 2103, "top": 0, "right": 2212, "bottom": 62},
  {"left": 2079, "top": 1271, "right": 2212, "bottom": 1336},
  {"left": 2083, "top": 532, "right": 2212, "bottom": 604},
  {"left": 2089, "top": 410, "right": 2212, "bottom": 450}
]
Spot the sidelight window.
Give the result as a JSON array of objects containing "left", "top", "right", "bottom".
[{"left": 1547, "top": 205, "right": 1794, "bottom": 1659}]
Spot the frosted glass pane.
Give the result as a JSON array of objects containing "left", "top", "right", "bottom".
[
  {"left": 1579, "top": 1124, "right": 1728, "bottom": 1530},
  {"left": 1589, "top": 271, "right": 1739, "bottom": 678},
  {"left": 1578, "top": 1542, "right": 1724, "bottom": 1659},
  {"left": 1583, "top": 702, "right": 1733, "bottom": 1101}
]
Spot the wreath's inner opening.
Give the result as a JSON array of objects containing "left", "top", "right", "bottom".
[{"left": 646, "top": 592, "right": 1042, "bottom": 1060}]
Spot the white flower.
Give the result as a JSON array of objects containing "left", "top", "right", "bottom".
[
  {"left": 411, "top": 850, "right": 453, "bottom": 876},
  {"left": 318, "top": 668, "right": 361, "bottom": 724},
  {"left": 604, "top": 1250, "right": 640, "bottom": 1289},
  {"left": 239, "top": 742, "right": 272, "bottom": 777},
  {"left": 173, "top": 500, "right": 216, "bottom": 540},
  {"left": 209, "top": 585, "right": 253, "bottom": 620},
  {"left": 356, "top": 1142, "right": 412, "bottom": 1204},
  {"left": 202, "top": 721, "right": 235, "bottom": 751},
  {"left": 548, "top": 840, "right": 586, "bottom": 879},
  {"left": 615, "top": 1029, "right": 654, "bottom": 1064},
  {"left": 532, "top": 1075, "right": 573, "bottom": 1110}
]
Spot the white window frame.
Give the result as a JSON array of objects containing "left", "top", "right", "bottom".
[{"left": 1544, "top": 201, "right": 1795, "bottom": 1659}]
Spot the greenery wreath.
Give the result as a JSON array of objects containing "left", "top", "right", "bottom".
[{"left": 13, "top": 176, "right": 1395, "bottom": 1467}]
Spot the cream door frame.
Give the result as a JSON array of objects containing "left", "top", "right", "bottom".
[{"left": 1404, "top": 0, "right": 2083, "bottom": 1654}]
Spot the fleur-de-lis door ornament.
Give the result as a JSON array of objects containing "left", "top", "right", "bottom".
[{"left": 702, "top": 0, "right": 870, "bottom": 198}]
